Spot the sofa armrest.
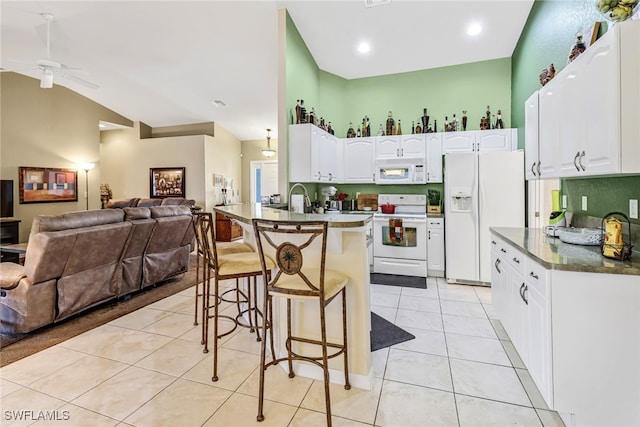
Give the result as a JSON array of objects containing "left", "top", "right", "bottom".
[{"left": 1, "top": 263, "right": 27, "bottom": 290}]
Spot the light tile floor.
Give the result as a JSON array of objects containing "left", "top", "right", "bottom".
[{"left": 0, "top": 277, "right": 565, "bottom": 426}]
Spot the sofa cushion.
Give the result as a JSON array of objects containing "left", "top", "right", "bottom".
[
  {"left": 150, "top": 205, "right": 192, "bottom": 218},
  {"left": 107, "top": 198, "right": 139, "bottom": 208},
  {"left": 136, "top": 198, "right": 162, "bottom": 207},
  {"left": 123, "top": 207, "right": 151, "bottom": 220},
  {"left": 160, "top": 197, "right": 195, "bottom": 207},
  {"left": 31, "top": 209, "right": 125, "bottom": 233}
]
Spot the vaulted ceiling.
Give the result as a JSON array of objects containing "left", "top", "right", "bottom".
[{"left": 1, "top": 1, "right": 534, "bottom": 140}]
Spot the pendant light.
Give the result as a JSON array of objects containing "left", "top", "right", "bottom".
[{"left": 262, "top": 128, "right": 276, "bottom": 157}]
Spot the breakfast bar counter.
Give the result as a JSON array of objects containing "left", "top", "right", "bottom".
[{"left": 213, "top": 204, "right": 374, "bottom": 390}]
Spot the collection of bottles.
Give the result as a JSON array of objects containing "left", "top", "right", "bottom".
[{"left": 293, "top": 100, "right": 506, "bottom": 138}]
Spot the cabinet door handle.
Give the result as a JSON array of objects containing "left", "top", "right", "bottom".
[
  {"left": 401, "top": 148, "right": 404, "bottom": 157},
  {"left": 396, "top": 148, "right": 400, "bottom": 157},
  {"left": 491, "top": 240, "right": 497, "bottom": 245},
  {"left": 537, "top": 161, "right": 541, "bottom": 176},
  {"left": 529, "top": 271, "right": 539, "bottom": 280},
  {"left": 531, "top": 162, "right": 537, "bottom": 176},
  {"left": 500, "top": 248, "right": 507, "bottom": 253},
  {"left": 328, "top": 173, "right": 333, "bottom": 180},
  {"left": 512, "top": 257, "right": 520, "bottom": 264},
  {"left": 520, "top": 283, "right": 529, "bottom": 305},
  {"left": 495, "top": 258, "right": 501, "bottom": 274},
  {"left": 579, "top": 150, "right": 586, "bottom": 171},
  {"left": 428, "top": 230, "right": 431, "bottom": 239},
  {"left": 573, "top": 152, "right": 580, "bottom": 172}
]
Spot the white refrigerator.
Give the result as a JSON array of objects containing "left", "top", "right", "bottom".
[{"left": 444, "top": 150, "right": 524, "bottom": 284}]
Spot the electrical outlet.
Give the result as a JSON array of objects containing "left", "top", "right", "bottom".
[
  {"left": 630, "top": 199, "right": 638, "bottom": 219},
  {"left": 581, "top": 196, "right": 587, "bottom": 211},
  {"left": 562, "top": 195, "right": 567, "bottom": 209}
]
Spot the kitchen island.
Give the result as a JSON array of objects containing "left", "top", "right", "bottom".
[
  {"left": 491, "top": 227, "right": 639, "bottom": 427},
  {"left": 213, "top": 204, "right": 374, "bottom": 390}
]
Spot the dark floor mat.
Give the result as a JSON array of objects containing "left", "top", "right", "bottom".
[
  {"left": 370, "top": 312, "right": 415, "bottom": 352},
  {"left": 370, "top": 273, "right": 427, "bottom": 289}
]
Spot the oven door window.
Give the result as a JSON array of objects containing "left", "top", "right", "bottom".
[
  {"left": 379, "top": 166, "right": 410, "bottom": 182},
  {"left": 381, "top": 221, "right": 417, "bottom": 247}
]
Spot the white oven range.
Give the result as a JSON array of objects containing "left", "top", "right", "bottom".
[{"left": 373, "top": 194, "right": 427, "bottom": 277}]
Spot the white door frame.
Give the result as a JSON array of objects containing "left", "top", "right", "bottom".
[{"left": 250, "top": 160, "right": 278, "bottom": 205}]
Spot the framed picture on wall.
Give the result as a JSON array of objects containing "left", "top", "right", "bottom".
[
  {"left": 18, "top": 166, "right": 78, "bottom": 204},
  {"left": 213, "top": 174, "right": 224, "bottom": 187},
  {"left": 150, "top": 167, "right": 185, "bottom": 198}
]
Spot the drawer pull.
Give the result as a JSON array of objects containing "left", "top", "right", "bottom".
[
  {"left": 500, "top": 248, "right": 507, "bottom": 253},
  {"left": 529, "top": 272, "right": 539, "bottom": 280},
  {"left": 512, "top": 257, "right": 520, "bottom": 264},
  {"left": 491, "top": 240, "right": 497, "bottom": 245},
  {"left": 494, "top": 258, "right": 501, "bottom": 274}
]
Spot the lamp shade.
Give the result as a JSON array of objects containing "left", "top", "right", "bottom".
[{"left": 262, "top": 128, "right": 275, "bottom": 157}]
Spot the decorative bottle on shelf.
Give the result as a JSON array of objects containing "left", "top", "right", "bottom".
[
  {"left": 295, "top": 100, "right": 302, "bottom": 124},
  {"left": 453, "top": 114, "right": 459, "bottom": 132},
  {"left": 327, "top": 122, "right": 334, "bottom": 135},
  {"left": 421, "top": 108, "right": 429, "bottom": 134},
  {"left": 496, "top": 110, "right": 504, "bottom": 129},
  {"left": 347, "top": 122, "right": 356, "bottom": 138},
  {"left": 357, "top": 127, "right": 361, "bottom": 137},
  {"left": 411, "top": 121, "right": 415, "bottom": 134},
  {"left": 365, "top": 116, "right": 370, "bottom": 137},
  {"left": 377, "top": 124, "right": 384, "bottom": 136},
  {"left": 309, "top": 107, "right": 316, "bottom": 125},
  {"left": 462, "top": 110, "right": 468, "bottom": 131},
  {"left": 300, "top": 100, "right": 307, "bottom": 124},
  {"left": 415, "top": 119, "right": 422, "bottom": 134},
  {"left": 386, "top": 111, "right": 395, "bottom": 136},
  {"left": 361, "top": 118, "right": 366, "bottom": 137},
  {"left": 444, "top": 116, "right": 449, "bottom": 132},
  {"left": 396, "top": 119, "right": 402, "bottom": 135}
]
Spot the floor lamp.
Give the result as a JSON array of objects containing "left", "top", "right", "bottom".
[{"left": 82, "top": 163, "right": 95, "bottom": 210}]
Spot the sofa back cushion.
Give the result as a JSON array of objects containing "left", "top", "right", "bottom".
[
  {"left": 25, "top": 210, "right": 128, "bottom": 284},
  {"left": 106, "top": 198, "right": 140, "bottom": 209},
  {"left": 136, "top": 198, "right": 162, "bottom": 208}
]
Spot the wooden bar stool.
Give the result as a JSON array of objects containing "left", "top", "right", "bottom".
[
  {"left": 252, "top": 219, "right": 351, "bottom": 426},
  {"left": 199, "top": 212, "right": 275, "bottom": 381},
  {"left": 191, "top": 212, "right": 253, "bottom": 346}
]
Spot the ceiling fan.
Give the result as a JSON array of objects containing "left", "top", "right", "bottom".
[{"left": 11, "top": 13, "right": 98, "bottom": 89}]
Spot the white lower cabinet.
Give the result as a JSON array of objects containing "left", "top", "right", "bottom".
[
  {"left": 491, "top": 231, "right": 640, "bottom": 426},
  {"left": 491, "top": 232, "right": 551, "bottom": 405},
  {"left": 427, "top": 217, "right": 444, "bottom": 277}
]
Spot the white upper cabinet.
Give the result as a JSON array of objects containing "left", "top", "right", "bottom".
[
  {"left": 476, "top": 129, "right": 517, "bottom": 152},
  {"left": 535, "top": 20, "right": 640, "bottom": 178},
  {"left": 375, "top": 134, "right": 426, "bottom": 161},
  {"left": 343, "top": 137, "right": 376, "bottom": 183},
  {"left": 442, "top": 131, "right": 475, "bottom": 153},
  {"left": 524, "top": 90, "right": 540, "bottom": 180},
  {"left": 375, "top": 136, "right": 402, "bottom": 161},
  {"left": 399, "top": 134, "right": 427, "bottom": 159},
  {"left": 426, "top": 133, "right": 443, "bottom": 183},
  {"left": 443, "top": 129, "right": 516, "bottom": 153},
  {"left": 289, "top": 124, "right": 343, "bottom": 183}
]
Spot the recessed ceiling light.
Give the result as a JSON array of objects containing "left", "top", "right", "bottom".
[
  {"left": 212, "top": 100, "right": 227, "bottom": 108},
  {"left": 357, "top": 42, "right": 371, "bottom": 54},
  {"left": 467, "top": 24, "right": 482, "bottom": 36}
]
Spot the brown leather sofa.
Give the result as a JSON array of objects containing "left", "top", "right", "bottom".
[
  {"left": 0, "top": 206, "right": 194, "bottom": 334},
  {"left": 106, "top": 197, "right": 196, "bottom": 209}
]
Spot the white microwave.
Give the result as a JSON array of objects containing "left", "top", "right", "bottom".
[{"left": 376, "top": 162, "right": 426, "bottom": 184}]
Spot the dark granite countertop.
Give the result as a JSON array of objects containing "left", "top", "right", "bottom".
[
  {"left": 213, "top": 204, "right": 373, "bottom": 228},
  {"left": 491, "top": 227, "right": 640, "bottom": 276}
]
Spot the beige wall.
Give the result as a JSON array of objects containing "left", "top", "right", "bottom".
[
  {"left": 0, "top": 73, "right": 132, "bottom": 241},
  {"left": 1, "top": 72, "right": 244, "bottom": 241},
  {"left": 204, "top": 125, "right": 242, "bottom": 211},
  {"left": 100, "top": 122, "right": 208, "bottom": 206},
  {"left": 101, "top": 122, "right": 243, "bottom": 212},
  {"left": 240, "top": 138, "right": 279, "bottom": 204}
]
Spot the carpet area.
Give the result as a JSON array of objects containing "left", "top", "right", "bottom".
[
  {"left": 370, "top": 273, "right": 427, "bottom": 289},
  {"left": 370, "top": 312, "right": 415, "bottom": 352},
  {"left": 0, "top": 255, "right": 198, "bottom": 367}
]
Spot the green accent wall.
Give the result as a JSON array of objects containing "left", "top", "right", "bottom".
[{"left": 512, "top": 0, "right": 640, "bottom": 224}]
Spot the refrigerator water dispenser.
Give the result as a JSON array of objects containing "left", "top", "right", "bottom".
[{"left": 450, "top": 188, "right": 472, "bottom": 212}]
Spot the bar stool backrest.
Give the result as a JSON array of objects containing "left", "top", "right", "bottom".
[
  {"left": 198, "top": 212, "right": 221, "bottom": 271},
  {"left": 253, "top": 219, "right": 329, "bottom": 301}
]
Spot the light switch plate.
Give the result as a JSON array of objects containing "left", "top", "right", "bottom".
[
  {"left": 581, "top": 196, "right": 587, "bottom": 211},
  {"left": 630, "top": 199, "right": 638, "bottom": 219},
  {"left": 562, "top": 195, "right": 567, "bottom": 209}
]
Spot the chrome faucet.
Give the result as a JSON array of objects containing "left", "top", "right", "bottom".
[{"left": 288, "top": 183, "right": 311, "bottom": 213}]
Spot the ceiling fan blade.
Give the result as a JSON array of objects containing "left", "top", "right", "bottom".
[{"left": 59, "top": 72, "right": 99, "bottom": 90}]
